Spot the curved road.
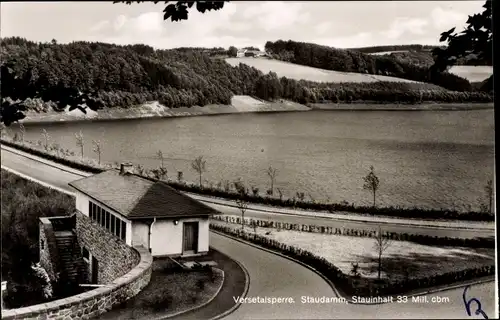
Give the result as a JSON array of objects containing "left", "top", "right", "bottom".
[
  {"left": 1, "top": 144, "right": 497, "bottom": 319},
  {"left": 0, "top": 146, "right": 494, "bottom": 239},
  {"left": 212, "top": 233, "right": 495, "bottom": 319}
]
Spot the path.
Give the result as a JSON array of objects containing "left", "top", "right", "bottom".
[{"left": 212, "top": 233, "right": 495, "bottom": 319}]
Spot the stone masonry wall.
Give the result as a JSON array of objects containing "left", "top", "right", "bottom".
[
  {"left": 1, "top": 246, "right": 152, "bottom": 320},
  {"left": 75, "top": 211, "right": 139, "bottom": 284},
  {"left": 39, "top": 217, "right": 61, "bottom": 283}
]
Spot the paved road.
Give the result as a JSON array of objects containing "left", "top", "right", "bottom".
[
  {"left": 1, "top": 147, "right": 494, "bottom": 240},
  {"left": 212, "top": 233, "right": 495, "bottom": 319},
  {"left": 186, "top": 193, "right": 494, "bottom": 230},
  {"left": 1, "top": 146, "right": 496, "bottom": 319}
]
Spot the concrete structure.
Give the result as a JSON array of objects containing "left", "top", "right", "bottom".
[{"left": 68, "top": 163, "right": 222, "bottom": 260}]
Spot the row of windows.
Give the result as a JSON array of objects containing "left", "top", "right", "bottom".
[{"left": 88, "top": 201, "right": 127, "bottom": 241}]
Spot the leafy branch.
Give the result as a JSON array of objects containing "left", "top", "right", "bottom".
[
  {"left": 431, "top": 1, "right": 492, "bottom": 74},
  {"left": 113, "top": 1, "right": 229, "bottom": 22}
]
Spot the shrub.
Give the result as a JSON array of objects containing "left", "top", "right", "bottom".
[
  {"left": 148, "top": 292, "right": 172, "bottom": 311},
  {"left": 1, "top": 168, "right": 75, "bottom": 308},
  {"left": 251, "top": 186, "right": 259, "bottom": 196},
  {"left": 196, "top": 279, "right": 205, "bottom": 290}
]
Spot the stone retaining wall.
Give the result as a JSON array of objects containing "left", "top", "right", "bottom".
[
  {"left": 39, "top": 217, "right": 62, "bottom": 284},
  {"left": 1, "top": 246, "right": 152, "bottom": 320},
  {"left": 75, "top": 211, "right": 139, "bottom": 284}
]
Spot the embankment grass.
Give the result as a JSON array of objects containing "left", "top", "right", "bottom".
[{"left": 1, "top": 169, "right": 75, "bottom": 307}]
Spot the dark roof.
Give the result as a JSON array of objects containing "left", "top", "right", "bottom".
[{"left": 68, "top": 169, "right": 221, "bottom": 219}]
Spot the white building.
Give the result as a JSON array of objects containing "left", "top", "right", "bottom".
[
  {"left": 69, "top": 163, "right": 221, "bottom": 257},
  {"left": 236, "top": 48, "right": 268, "bottom": 58}
]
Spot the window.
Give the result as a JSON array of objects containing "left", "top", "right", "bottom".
[
  {"left": 115, "top": 220, "right": 121, "bottom": 238},
  {"left": 82, "top": 247, "right": 90, "bottom": 260},
  {"left": 87, "top": 201, "right": 127, "bottom": 242},
  {"left": 97, "top": 207, "right": 105, "bottom": 226},
  {"left": 121, "top": 221, "right": 126, "bottom": 240},
  {"left": 105, "top": 211, "right": 110, "bottom": 229},
  {"left": 97, "top": 208, "right": 101, "bottom": 225},
  {"left": 41, "top": 239, "right": 45, "bottom": 250}
]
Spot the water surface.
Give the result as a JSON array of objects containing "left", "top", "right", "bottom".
[{"left": 16, "top": 109, "right": 494, "bottom": 211}]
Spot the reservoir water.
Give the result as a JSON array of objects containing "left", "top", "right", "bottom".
[{"left": 16, "top": 109, "right": 494, "bottom": 211}]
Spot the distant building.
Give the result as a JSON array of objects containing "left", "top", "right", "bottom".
[{"left": 237, "top": 48, "right": 269, "bottom": 58}]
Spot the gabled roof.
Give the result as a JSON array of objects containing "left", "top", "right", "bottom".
[{"left": 68, "top": 170, "right": 221, "bottom": 220}]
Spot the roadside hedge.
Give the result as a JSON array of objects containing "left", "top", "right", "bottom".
[
  {"left": 210, "top": 223, "right": 496, "bottom": 297},
  {"left": 1, "top": 139, "right": 103, "bottom": 174},
  {"left": 1, "top": 138, "right": 494, "bottom": 222},
  {"left": 212, "top": 215, "right": 495, "bottom": 248}
]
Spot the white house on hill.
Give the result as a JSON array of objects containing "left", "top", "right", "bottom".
[
  {"left": 68, "top": 163, "right": 221, "bottom": 257},
  {"left": 236, "top": 48, "right": 268, "bottom": 58}
]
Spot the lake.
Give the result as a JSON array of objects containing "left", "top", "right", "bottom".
[{"left": 15, "top": 109, "right": 495, "bottom": 211}]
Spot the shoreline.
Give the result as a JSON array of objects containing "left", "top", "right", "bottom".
[
  {"left": 310, "top": 102, "right": 494, "bottom": 111},
  {"left": 20, "top": 101, "right": 494, "bottom": 125}
]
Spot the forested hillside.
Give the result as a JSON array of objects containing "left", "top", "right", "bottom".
[
  {"left": 353, "top": 49, "right": 490, "bottom": 70},
  {"left": 348, "top": 44, "right": 442, "bottom": 54},
  {"left": 264, "top": 40, "right": 483, "bottom": 92},
  {"left": 1, "top": 37, "right": 262, "bottom": 110},
  {"left": 342, "top": 44, "right": 492, "bottom": 67},
  {"left": 0, "top": 37, "right": 492, "bottom": 118},
  {"left": 376, "top": 51, "right": 435, "bottom": 67}
]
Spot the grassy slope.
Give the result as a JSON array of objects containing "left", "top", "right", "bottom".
[
  {"left": 226, "top": 57, "right": 421, "bottom": 84},
  {"left": 447, "top": 65, "right": 493, "bottom": 82},
  {"left": 1, "top": 169, "right": 75, "bottom": 279},
  {"left": 99, "top": 263, "right": 223, "bottom": 320}
]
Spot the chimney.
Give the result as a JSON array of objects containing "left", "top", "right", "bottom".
[{"left": 120, "top": 163, "right": 134, "bottom": 175}]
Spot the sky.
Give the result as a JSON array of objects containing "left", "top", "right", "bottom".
[{"left": 1, "top": 1, "right": 486, "bottom": 50}]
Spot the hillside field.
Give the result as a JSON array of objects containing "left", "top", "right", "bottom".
[
  {"left": 225, "top": 57, "right": 420, "bottom": 84},
  {"left": 368, "top": 51, "right": 412, "bottom": 56},
  {"left": 448, "top": 66, "right": 493, "bottom": 83}
]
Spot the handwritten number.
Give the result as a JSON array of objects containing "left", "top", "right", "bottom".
[{"left": 463, "top": 285, "right": 489, "bottom": 319}]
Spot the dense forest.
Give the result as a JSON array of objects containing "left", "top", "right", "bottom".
[
  {"left": 0, "top": 37, "right": 492, "bottom": 118},
  {"left": 264, "top": 40, "right": 490, "bottom": 92},
  {"left": 341, "top": 44, "right": 491, "bottom": 67},
  {"left": 348, "top": 44, "right": 442, "bottom": 54}
]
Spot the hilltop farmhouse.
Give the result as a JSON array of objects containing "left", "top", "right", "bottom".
[{"left": 236, "top": 48, "right": 269, "bottom": 57}]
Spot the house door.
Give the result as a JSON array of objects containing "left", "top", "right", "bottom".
[
  {"left": 183, "top": 222, "right": 198, "bottom": 254},
  {"left": 91, "top": 256, "right": 99, "bottom": 284}
]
